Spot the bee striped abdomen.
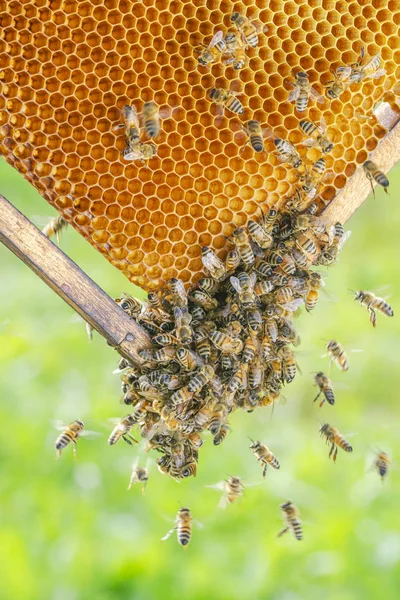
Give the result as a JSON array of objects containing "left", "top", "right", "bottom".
[
  {"left": 226, "top": 96, "right": 245, "bottom": 114},
  {"left": 251, "top": 135, "right": 264, "bottom": 152},
  {"left": 177, "top": 523, "right": 192, "bottom": 546},
  {"left": 296, "top": 90, "right": 309, "bottom": 112},
  {"left": 299, "top": 120, "right": 317, "bottom": 135},
  {"left": 290, "top": 519, "right": 303, "bottom": 540},
  {"left": 55, "top": 431, "right": 74, "bottom": 451}
]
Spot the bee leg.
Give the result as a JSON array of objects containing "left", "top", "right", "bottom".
[
  {"left": 313, "top": 390, "right": 322, "bottom": 404},
  {"left": 126, "top": 434, "right": 139, "bottom": 444},
  {"left": 333, "top": 447, "right": 338, "bottom": 463},
  {"left": 277, "top": 527, "right": 289, "bottom": 538},
  {"left": 239, "top": 139, "right": 250, "bottom": 155},
  {"left": 122, "top": 435, "right": 133, "bottom": 446},
  {"left": 262, "top": 464, "right": 268, "bottom": 478},
  {"left": 329, "top": 442, "right": 335, "bottom": 460},
  {"left": 73, "top": 440, "right": 78, "bottom": 460},
  {"left": 369, "top": 309, "right": 377, "bottom": 328}
]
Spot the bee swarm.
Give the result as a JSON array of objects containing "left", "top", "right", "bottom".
[
  {"left": 116, "top": 211, "right": 345, "bottom": 480},
  {"left": 1, "top": 1, "right": 399, "bottom": 291}
]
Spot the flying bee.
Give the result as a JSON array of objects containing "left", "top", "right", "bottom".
[
  {"left": 196, "top": 30, "right": 226, "bottom": 67},
  {"left": 213, "top": 423, "right": 230, "bottom": 446},
  {"left": 161, "top": 507, "right": 193, "bottom": 547},
  {"left": 225, "top": 248, "right": 241, "bottom": 272},
  {"left": 326, "top": 340, "right": 349, "bottom": 371},
  {"left": 287, "top": 71, "right": 325, "bottom": 112},
  {"left": 319, "top": 423, "right": 353, "bottom": 461},
  {"left": 201, "top": 246, "right": 226, "bottom": 280},
  {"left": 278, "top": 501, "right": 303, "bottom": 541},
  {"left": 230, "top": 227, "right": 255, "bottom": 266},
  {"left": 240, "top": 120, "right": 265, "bottom": 153},
  {"left": 208, "top": 87, "right": 245, "bottom": 115},
  {"left": 108, "top": 415, "right": 139, "bottom": 446},
  {"left": 353, "top": 290, "right": 394, "bottom": 328},
  {"left": 222, "top": 31, "right": 247, "bottom": 70},
  {"left": 230, "top": 272, "right": 257, "bottom": 308},
  {"left": 187, "top": 365, "right": 216, "bottom": 393},
  {"left": 363, "top": 160, "right": 389, "bottom": 197},
  {"left": 299, "top": 118, "right": 333, "bottom": 153},
  {"left": 209, "top": 475, "right": 244, "bottom": 509},
  {"left": 174, "top": 307, "right": 193, "bottom": 345},
  {"left": 274, "top": 138, "right": 302, "bottom": 169},
  {"left": 128, "top": 459, "right": 149, "bottom": 493},
  {"left": 249, "top": 439, "right": 280, "bottom": 477},
  {"left": 299, "top": 157, "right": 326, "bottom": 198},
  {"left": 54, "top": 419, "right": 85, "bottom": 458},
  {"left": 347, "top": 47, "right": 386, "bottom": 84},
  {"left": 42, "top": 216, "right": 68, "bottom": 243},
  {"left": 313, "top": 371, "right": 335, "bottom": 406},
  {"left": 373, "top": 450, "right": 391, "bottom": 482},
  {"left": 230, "top": 11, "right": 266, "bottom": 48},
  {"left": 324, "top": 65, "right": 352, "bottom": 99}
]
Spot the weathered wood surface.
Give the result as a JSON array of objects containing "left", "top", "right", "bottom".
[
  {"left": 322, "top": 103, "right": 400, "bottom": 224},
  {"left": 0, "top": 194, "right": 152, "bottom": 365}
]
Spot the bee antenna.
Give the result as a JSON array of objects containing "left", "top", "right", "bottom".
[{"left": 248, "top": 436, "right": 255, "bottom": 443}]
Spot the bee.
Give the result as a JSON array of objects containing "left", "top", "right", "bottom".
[
  {"left": 319, "top": 423, "right": 353, "bottom": 461},
  {"left": 242, "top": 334, "right": 258, "bottom": 364},
  {"left": 277, "top": 345, "right": 297, "bottom": 383},
  {"left": 225, "top": 248, "right": 241, "bottom": 272},
  {"left": 42, "top": 216, "right": 68, "bottom": 243},
  {"left": 190, "top": 289, "right": 218, "bottom": 311},
  {"left": 208, "top": 87, "right": 245, "bottom": 115},
  {"left": 247, "top": 213, "right": 274, "bottom": 249},
  {"left": 316, "top": 228, "right": 351, "bottom": 266},
  {"left": 363, "top": 160, "right": 389, "bottom": 197},
  {"left": 326, "top": 340, "right": 349, "bottom": 371},
  {"left": 299, "top": 157, "right": 326, "bottom": 198},
  {"left": 313, "top": 371, "right": 335, "bottom": 406},
  {"left": 373, "top": 450, "right": 391, "bottom": 482},
  {"left": 274, "top": 138, "right": 302, "bottom": 169},
  {"left": 241, "top": 120, "right": 265, "bottom": 153},
  {"left": 255, "top": 279, "right": 275, "bottom": 297},
  {"left": 187, "top": 365, "right": 216, "bottom": 393},
  {"left": 116, "top": 104, "right": 140, "bottom": 145},
  {"left": 211, "top": 475, "right": 244, "bottom": 509},
  {"left": 161, "top": 507, "right": 193, "bottom": 547},
  {"left": 115, "top": 293, "right": 143, "bottom": 318},
  {"left": 249, "top": 439, "right": 280, "bottom": 477},
  {"left": 197, "top": 277, "right": 220, "bottom": 293},
  {"left": 254, "top": 257, "right": 273, "bottom": 278},
  {"left": 201, "top": 246, "right": 226, "bottom": 280},
  {"left": 324, "top": 65, "right": 352, "bottom": 99},
  {"left": 278, "top": 501, "right": 303, "bottom": 541},
  {"left": 174, "top": 307, "right": 193, "bottom": 345},
  {"left": 175, "top": 347, "right": 200, "bottom": 372},
  {"left": 208, "top": 402, "right": 229, "bottom": 435},
  {"left": 123, "top": 141, "right": 158, "bottom": 163},
  {"left": 169, "top": 277, "right": 188, "bottom": 308},
  {"left": 228, "top": 227, "right": 255, "bottom": 266},
  {"left": 287, "top": 71, "right": 325, "bottom": 112},
  {"left": 231, "top": 12, "right": 263, "bottom": 48},
  {"left": 170, "top": 386, "right": 194, "bottom": 406},
  {"left": 108, "top": 415, "right": 139, "bottom": 446},
  {"left": 128, "top": 459, "right": 149, "bottom": 493},
  {"left": 230, "top": 272, "right": 257, "bottom": 308},
  {"left": 54, "top": 419, "right": 85, "bottom": 458},
  {"left": 247, "top": 307, "right": 262, "bottom": 333},
  {"left": 141, "top": 101, "right": 167, "bottom": 139},
  {"left": 294, "top": 232, "right": 317, "bottom": 257},
  {"left": 348, "top": 47, "right": 386, "bottom": 84},
  {"left": 223, "top": 31, "right": 247, "bottom": 70},
  {"left": 227, "top": 362, "right": 248, "bottom": 393},
  {"left": 304, "top": 271, "right": 324, "bottom": 312},
  {"left": 213, "top": 423, "right": 230, "bottom": 445},
  {"left": 299, "top": 118, "right": 333, "bottom": 153},
  {"left": 197, "top": 30, "right": 226, "bottom": 67},
  {"left": 353, "top": 290, "right": 394, "bottom": 328}
]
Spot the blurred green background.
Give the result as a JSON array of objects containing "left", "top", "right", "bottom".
[{"left": 1, "top": 157, "right": 400, "bottom": 600}]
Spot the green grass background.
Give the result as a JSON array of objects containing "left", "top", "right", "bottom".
[{"left": 1, "top": 157, "right": 400, "bottom": 600}]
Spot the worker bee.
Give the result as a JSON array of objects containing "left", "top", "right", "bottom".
[
  {"left": 229, "top": 227, "right": 255, "bottom": 266},
  {"left": 353, "top": 290, "right": 394, "bottom": 328},
  {"left": 223, "top": 31, "right": 247, "bottom": 70},
  {"left": 141, "top": 101, "right": 160, "bottom": 138},
  {"left": 313, "top": 371, "right": 335, "bottom": 406},
  {"left": 54, "top": 419, "right": 85, "bottom": 458},
  {"left": 319, "top": 423, "right": 353, "bottom": 461},
  {"left": 187, "top": 365, "right": 216, "bottom": 393},
  {"left": 254, "top": 279, "right": 275, "bottom": 297},
  {"left": 115, "top": 104, "right": 140, "bottom": 144},
  {"left": 287, "top": 71, "right": 325, "bottom": 112},
  {"left": 128, "top": 459, "right": 149, "bottom": 493},
  {"left": 278, "top": 501, "right": 303, "bottom": 541},
  {"left": 115, "top": 293, "right": 143, "bottom": 318},
  {"left": 274, "top": 138, "right": 302, "bottom": 169},
  {"left": 208, "top": 402, "right": 229, "bottom": 435},
  {"left": 208, "top": 87, "right": 245, "bottom": 115},
  {"left": 108, "top": 415, "right": 139, "bottom": 446},
  {"left": 315, "top": 227, "right": 351, "bottom": 266},
  {"left": 170, "top": 385, "right": 194, "bottom": 406},
  {"left": 201, "top": 246, "right": 226, "bottom": 280},
  {"left": 247, "top": 212, "right": 274, "bottom": 249},
  {"left": 196, "top": 30, "right": 226, "bottom": 67},
  {"left": 347, "top": 47, "right": 386, "bottom": 84},
  {"left": 169, "top": 277, "right": 188, "bottom": 308},
  {"left": 230, "top": 11, "right": 265, "bottom": 48},
  {"left": 299, "top": 118, "right": 333, "bottom": 153},
  {"left": 123, "top": 140, "right": 157, "bottom": 163},
  {"left": 175, "top": 347, "right": 200, "bottom": 372},
  {"left": 42, "top": 215, "right": 68, "bottom": 243},
  {"left": 373, "top": 450, "right": 391, "bottom": 482},
  {"left": 241, "top": 120, "right": 265, "bottom": 153},
  {"left": 213, "top": 423, "right": 230, "bottom": 445},
  {"left": 173, "top": 307, "right": 193, "bottom": 345},
  {"left": 190, "top": 289, "right": 218, "bottom": 311},
  {"left": 249, "top": 439, "right": 280, "bottom": 477},
  {"left": 326, "top": 340, "right": 349, "bottom": 371},
  {"left": 363, "top": 160, "right": 389, "bottom": 197},
  {"left": 324, "top": 65, "right": 352, "bottom": 99},
  {"left": 225, "top": 248, "right": 241, "bottom": 272},
  {"left": 230, "top": 272, "right": 257, "bottom": 308},
  {"left": 299, "top": 157, "right": 326, "bottom": 199},
  {"left": 209, "top": 475, "right": 244, "bottom": 509},
  {"left": 161, "top": 507, "right": 194, "bottom": 547}
]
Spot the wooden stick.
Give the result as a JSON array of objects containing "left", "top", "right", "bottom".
[
  {"left": 322, "top": 103, "right": 400, "bottom": 224},
  {"left": 0, "top": 194, "right": 152, "bottom": 365}
]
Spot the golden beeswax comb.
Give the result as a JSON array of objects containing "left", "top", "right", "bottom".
[{"left": 0, "top": 0, "right": 399, "bottom": 291}]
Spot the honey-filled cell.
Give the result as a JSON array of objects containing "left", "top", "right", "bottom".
[{"left": 0, "top": 0, "right": 398, "bottom": 290}]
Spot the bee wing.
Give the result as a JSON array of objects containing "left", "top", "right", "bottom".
[
  {"left": 336, "top": 66, "right": 352, "bottom": 80},
  {"left": 302, "top": 138, "right": 317, "bottom": 148},
  {"left": 230, "top": 276, "right": 242, "bottom": 294},
  {"left": 51, "top": 420, "right": 68, "bottom": 431},
  {"left": 310, "top": 87, "right": 325, "bottom": 104},
  {"left": 288, "top": 87, "right": 301, "bottom": 101},
  {"left": 208, "top": 30, "right": 224, "bottom": 49},
  {"left": 206, "top": 481, "right": 227, "bottom": 491},
  {"left": 249, "top": 271, "right": 257, "bottom": 288},
  {"left": 123, "top": 148, "right": 142, "bottom": 161},
  {"left": 337, "top": 230, "right": 352, "bottom": 251},
  {"left": 80, "top": 429, "right": 101, "bottom": 438},
  {"left": 319, "top": 117, "right": 327, "bottom": 133},
  {"left": 161, "top": 527, "right": 176, "bottom": 542},
  {"left": 193, "top": 519, "right": 204, "bottom": 530},
  {"left": 283, "top": 298, "right": 304, "bottom": 312}
]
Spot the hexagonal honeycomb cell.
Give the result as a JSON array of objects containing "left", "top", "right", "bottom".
[{"left": 0, "top": 0, "right": 399, "bottom": 291}]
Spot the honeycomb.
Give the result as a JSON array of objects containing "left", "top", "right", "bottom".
[{"left": 0, "top": 0, "right": 399, "bottom": 291}]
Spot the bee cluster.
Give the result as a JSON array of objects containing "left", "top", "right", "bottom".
[{"left": 112, "top": 205, "right": 349, "bottom": 480}]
